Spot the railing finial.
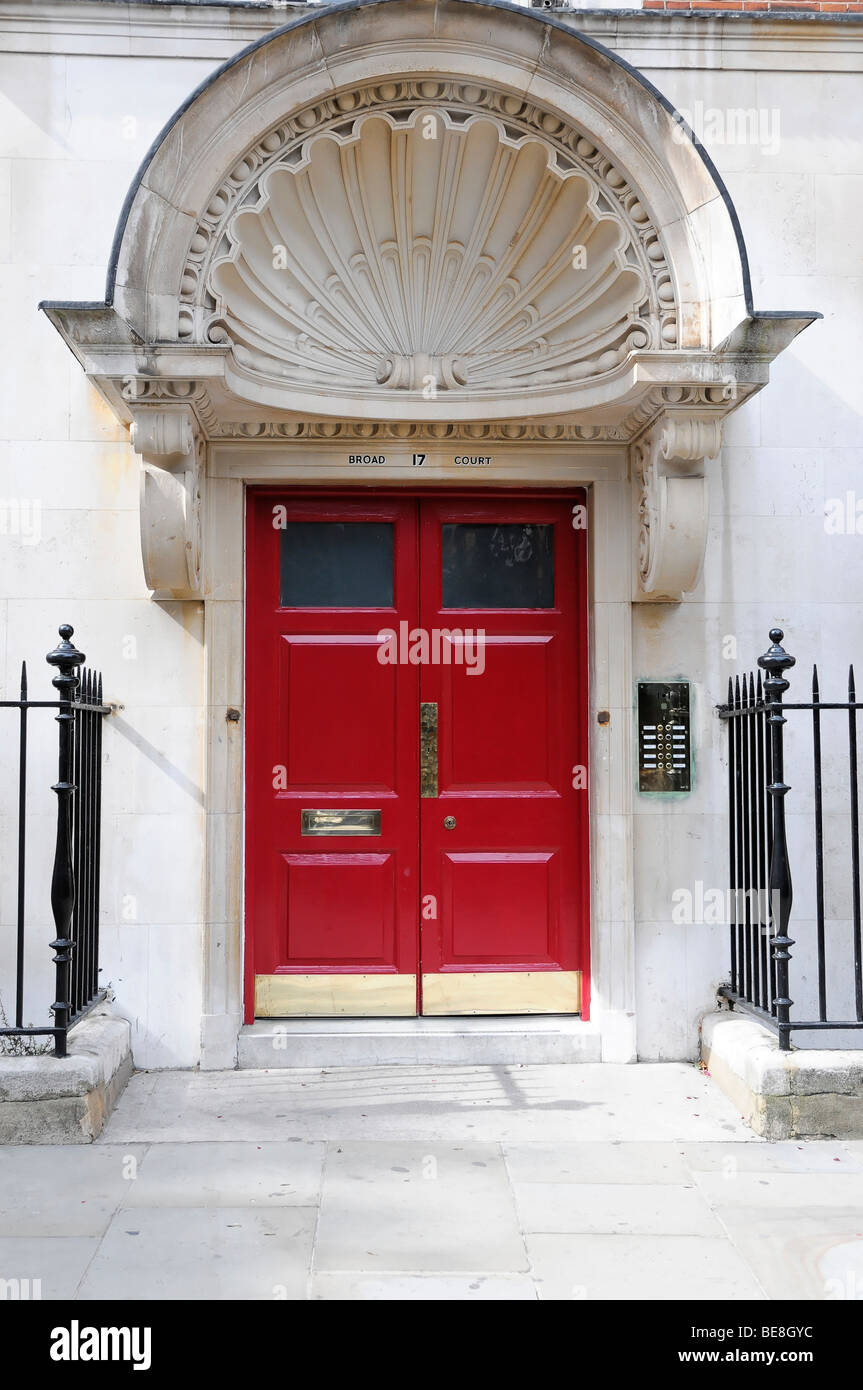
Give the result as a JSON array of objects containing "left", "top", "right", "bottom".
[
  {"left": 47, "top": 624, "right": 85, "bottom": 681},
  {"left": 758, "top": 628, "right": 796, "bottom": 685}
]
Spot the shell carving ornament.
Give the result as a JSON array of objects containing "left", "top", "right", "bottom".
[{"left": 181, "top": 82, "right": 678, "bottom": 402}]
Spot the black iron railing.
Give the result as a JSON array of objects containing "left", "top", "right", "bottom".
[
  {"left": 718, "top": 627, "right": 863, "bottom": 1050},
  {"left": 0, "top": 625, "right": 110, "bottom": 1057}
]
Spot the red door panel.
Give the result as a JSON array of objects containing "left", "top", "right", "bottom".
[
  {"left": 279, "top": 635, "right": 398, "bottom": 790},
  {"left": 245, "top": 494, "right": 419, "bottom": 1019},
  {"left": 441, "top": 851, "right": 560, "bottom": 963},
  {"left": 418, "top": 497, "right": 589, "bottom": 1012},
  {"left": 441, "top": 636, "right": 556, "bottom": 790},
  {"left": 278, "top": 853, "right": 396, "bottom": 966}
]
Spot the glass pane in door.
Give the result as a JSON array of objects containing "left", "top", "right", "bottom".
[
  {"left": 441, "top": 522, "right": 554, "bottom": 608},
  {"left": 280, "top": 521, "right": 394, "bottom": 607}
]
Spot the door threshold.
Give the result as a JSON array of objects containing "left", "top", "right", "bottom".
[{"left": 238, "top": 1015, "right": 601, "bottom": 1068}]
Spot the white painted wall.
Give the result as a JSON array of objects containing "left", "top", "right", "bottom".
[
  {"left": 0, "top": 37, "right": 220, "bottom": 1066},
  {"left": 0, "top": 4, "right": 860, "bottom": 1064},
  {"left": 632, "top": 46, "right": 863, "bottom": 1057}
]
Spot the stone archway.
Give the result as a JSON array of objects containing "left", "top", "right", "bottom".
[{"left": 40, "top": 0, "right": 818, "bottom": 1065}]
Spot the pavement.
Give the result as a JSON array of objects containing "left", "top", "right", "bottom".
[{"left": 2, "top": 1062, "right": 863, "bottom": 1300}]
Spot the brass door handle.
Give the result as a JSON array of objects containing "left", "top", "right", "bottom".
[
  {"left": 420, "top": 702, "right": 438, "bottom": 798},
  {"left": 443, "top": 815, "right": 456, "bottom": 830}
]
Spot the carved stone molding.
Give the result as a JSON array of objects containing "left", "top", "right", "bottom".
[
  {"left": 111, "top": 378, "right": 756, "bottom": 447},
  {"left": 130, "top": 405, "right": 204, "bottom": 600},
  {"left": 618, "top": 383, "right": 749, "bottom": 441},
  {"left": 122, "top": 377, "right": 221, "bottom": 435},
  {"left": 211, "top": 417, "right": 630, "bottom": 443},
  {"left": 634, "top": 413, "right": 722, "bottom": 602}
]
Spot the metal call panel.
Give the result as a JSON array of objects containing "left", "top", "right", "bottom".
[
  {"left": 637, "top": 681, "right": 691, "bottom": 793},
  {"left": 301, "top": 808, "right": 381, "bottom": 836},
  {"left": 420, "top": 702, "right": 438, "bottom": 798}
]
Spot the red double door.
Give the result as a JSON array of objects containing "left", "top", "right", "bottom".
[{"left": 245, "top": 491, "right": 589, "bottom": 1019}]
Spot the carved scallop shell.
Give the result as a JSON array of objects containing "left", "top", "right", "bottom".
[{"left": 207, "top": 109, "right": 657, "bottom": 397}]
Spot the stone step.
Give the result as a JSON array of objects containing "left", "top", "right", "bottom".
[{"left": 238, "top": 1015, "right": 602, "bottom": 1068}]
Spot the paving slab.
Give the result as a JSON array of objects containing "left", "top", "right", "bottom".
[
  {"left": 527, "top": 1233, "right": 767, "bottom": 1301},
  {"left": 311, "top": 1272, "right": 538, "bottom": 1300},
  {"left": 693, "top": 1170, "right": 863, "bottom": 1210},
  {"left": 503, "top": 1140, "right": 693, "bottom": 1185},
  {"left": 0, "top": 1237, "right": 102, "bottom": 1299},
  {"left": 125, "top": 1140, "right": 325, "bottom": 1208},
  {"left": 705, "top": 1207, "right": 863, "bottom": 1301},
  {"left": 680, "top": 1139, "right": 863, "bottom": 1174},
  {"left": 314, "top": 1141, "right": 528, "bottom": 1273},
  {"left": 513, "top": 1181, "right": 722, "bottom": 1236},
  {"left": 0, "top": 1144, "right": 148, "bottom": 1237},
  {"left": 77, "top": 1207, "right": 317, "bottom": 1301}
]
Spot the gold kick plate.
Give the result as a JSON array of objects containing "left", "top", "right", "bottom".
[
  {"left": 255, "top": 973, "right": 416, "bottom": 1016},
  {"left": 420, "top": 702, "right": 438, "bottom": 798},
  {"left": 422, "top": 970, "right": 582, "bottom": 1015}
]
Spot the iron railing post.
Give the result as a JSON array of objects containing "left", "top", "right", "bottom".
[
  {"left": 757, "top": 628, "right": 796, "bottom": 1052},
  {"left": 15, "top": 662, "right": 27, "bottom": 1028},
  {"left": 46, "top": 624, "right": 84, "bottom": 1058}
]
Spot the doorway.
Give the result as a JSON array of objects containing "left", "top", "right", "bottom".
[{"left": 245, "top": 490, "right": 589, "bottom": 1019}]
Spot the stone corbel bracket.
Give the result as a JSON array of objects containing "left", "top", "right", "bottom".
[
  {"left": 634, "top": 414, "right": 722, "bottom": 602},
  {"left": 130, "top": 403, "right": 204, "bottom": 600}
]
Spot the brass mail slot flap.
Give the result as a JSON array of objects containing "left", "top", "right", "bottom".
[{"left": 301, "top": 808, "right": 381, "bottom": 836}]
